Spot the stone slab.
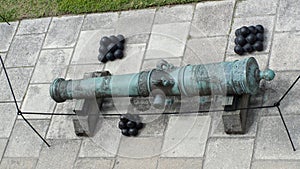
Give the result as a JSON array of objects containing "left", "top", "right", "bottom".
[
  {"left": 17, "top": 17, "right": 51, "bottom": 35},
  {"left": 0, "top": 139, "right": 7, "bottom": 160},
  {"left": 44, "top": 16, "right": 84, "bottom": 48},
  {"left": 254, "top": 115, "right": 300, "bottom": 160},
  {"left": 0, "top": 158, "right": 37, "bottom": 169},
  {"left": 235, "top": 0, "right": 278, "bottom": 17},
  {"left": 226, "top": 16, "right": 275, "bottom": 56},
  {"left": 71, "top": 29, "right": 114, "bottom": 65},
  {"left": 21, "top": 84, "right": 56, "bottom": 119},
  {"left": 35, "top": 140, "right": 81, "bottom": 169},
  {"left": 0, "top": 22, "right": 18, "bottom": 52},
  {"left": 155, "top": 4, "right": 194, "bottom": 24},
  {"left": 74, "top": 158, "right": 113, "bottom": 169},
  {"left": 118, "top": 137, "right": 163, "bottom": 158},
  {"left": 262, "top": 71, "right": 300, "bottom": 115},
  {"left": 66, "top": 64, "right": 104, "bottom": 79},
  {"left": 190, "top": 1, "right": 234, "bottom": 37},
  {"left": 157, "top": 158, "right": 202, "bottom": 169},
  {"left": 0, "top": 67, "right": 33, "bottom": 102},
  {"left": 82, "top": 12, "right": 118, "bottom": 31},
  {"left": 183, "top": 36, "right": 227, "bottom": 64},
  {"left": 4, "top": 120, "right": 49, "bottom": 157},
  {"left": 138, "top": 115, "right": 168, "bottom": 137},
  {"left": 142, "top": 58, "right": 182, "bottom": 71},
  {"left": 113, "top": 157, "right": 158, "bottom": 169},
  {"left": 105, "top": 43, "right": 146, "bottom": 74},
  {"left": 145, "top": 22, "right": 190, "bottom": 59},
  {"left": 252, "top": 160, "right": 300, "bottom": 169},
  {"left": 0, "top": 103, "right": 17, "bottom": 138},
  {"left": 78, "top": 117, "right": 121, "bottom": 157},
  {"left": 162, "top": 115, "right": 211, "bottom": 157},
  {"left": 5, "top": 34, "right": 44, "bottom": 67},
  {"left": 276, "top": 0, "right": 300, "bottom": 32},
  {"left": 31, "top": 49, "right": 73, "bottom": 83},
  {"left": 116, "top": 9, "right": 155, "bottom": 44},
  {"left": 269, "top": 32, "right": 300, "bottom": 71},
  {"left": 203, "top": 138, "right": 254, "bottom": 169},
  {"left": 46, "top": 101, "right": 78, "bottom": 139}
]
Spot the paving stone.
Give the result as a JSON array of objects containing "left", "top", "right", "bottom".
[
  {"left": 0, "top": 103, "right": 17, "bottom": 138},
  {"left": 276, "top": 0, "right": 300, "bottom": 32},
  {"left": 226, "top": 16, "right": 275, "bottom": 55},
  {"left": 0, "top": 67, "right": 33, "bottom": 102},
  {"left": 155, "top": 4, "right": 194, "bottom": 24},
  {"left": 118, "top": 137, "right": 163, "bottom": 158},
  {"left": 116, "top": 9, "right": 155, "bottom": 44},
  {"left": 262, "top": 71, "right": 300, "bottom": 115},
  {"left": 35, "top": 140, "right": 81, "bottom": 169},
  {"left": 5, "top": 34, "right": 44, "bottom": 67},
  {"left": 0, "top": 139, "right": 7, "bottom": 160},
  {"left": 17, "top": 17, "right": 51, "bottom": 35},
  {"left": 254, "top": 115, "right": 300, "bottom": 159},
  {"left": 105, "top": 44, "right": 146, "bottom": 74},
  {"left": 21, "top": 84, "right": 56, "bottom": 119},
  {"left": 31, "top": 49, "right": 73, "bottom": 83},
  {"left": 145, "top": 22, "right": 190, "bottom": 59},
  {"left": 138, "top": 115, "right": 168, "bottom": 137},
  {"left": 142, "top": 58, "right": 182, "bottom": 71},
  {"left": 44, "top": 16, "right": 84, "bottom": 48},
  {"left": 183, "top": 36, "right": 227, "bottom": 64},
  {"left": 190, "top": 1, "right": 234, "bottom": 37},
  {"left": 74, "top": 158, "right": 113, "bottom": 169},
  {"left": 46, "top": 101, "right": 78, "bottom": 139},
  {"left": 79, "top": 117, "right": 121, "bottom": 157},
  {"left": 0, "top": 22, "right": 18, "bottom": 52},
  {"left": 4, "top": 120, "right": 49, "bottom": 157},
  {"left": 269, "top": 32, "right": 300, "bottom": 71},
  {"left": 83, "top": 12, "right": 118, "bottom": 30},
  {"left": 162, "top": 115, "right": 210, "bottom": 157},
  {"left": 252, "top": 160, "right": 300, "bottom": 169},
  {"left": 235, "top": 0, "right": 278, "bottom": 17},
  {"left": 0, "top": 158, "right": 37, "bottom": 169},
  {"left": 225, "top": 54, "right": 269, "bottom": 70},
  {"left": 203, "top": 138, "right": 254, "bottom": 169},
  {"left": 71, "top": 29, "right": 114, "bottom": 64},
  {"left": 157, "top": 157, "right": 202, "bottom": 169},
  {"left": 113, "top": 157, "right": 158, "bottom": 169},
  {"left": 67, "top": 64, "right": 104, "bottom": 79}
]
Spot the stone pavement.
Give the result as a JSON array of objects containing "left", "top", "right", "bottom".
[{"left": 0, "top": 0, "right": 300, "bottom": 168}]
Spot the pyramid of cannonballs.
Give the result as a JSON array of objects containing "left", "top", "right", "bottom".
[
  {"left": 118, "top": 114, "right": 144, "bottom": 137},
  {"left": 98, "top": 35, "right": 125, "bottom": 63},
  {"left": 234, "top": 25, "right": 264, "bottom": 55}
]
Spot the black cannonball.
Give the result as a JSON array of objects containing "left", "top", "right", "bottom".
[
  {"left": 105, "top": 52, "right": 115, "bottom": 61},
  {"left": 243, "top": 43, "right": 254, "bottom": 53},
  {"left": 117, "top": 34, "right": 126, "bottom": 43},
  {"left": 235, "top": 28, "right": 241, "bottom": 36},
  {"left": 248, "top": 26, "right": 257, "bottom": 34},
  {"left": 255, "top": 25, "right": 264, "bottom": 33},
  {"left": 256, "top": 33, "right": 264, "bottom": 42},
  {"left": 114, "top": 49, "right": 124, "bottom": 59},
  {"left": 126, "top": 121, "right": 136, "bottom": 128},
  {"left": 136, "top": 122, "right": 144, "bottom": 130},
  {"left": 107, "top": 43, "right": 118, "bottom": 53},
  {"left": 98, "top": 45, "right": 108, "bottom": 54},
  {"left": 109, "top": 35, "right": 119, "bottom": 43},
  {"left": 120, "top": 115, "right": 129, "bottom": 123},
  {"left": 128, "top": 128, "right": 138, "bottom": 136},
  {"left": 98, "top": 53, "right": 107, "bottom": 63},
  {"left": 118, "top": 121, "right": 127, "bottom": 129},
  {"left": 253, "top": 41, "right": 264, "bottom": 51},
  {"left": 100, "top": 36, "right": 111, "bottom": 46},
  {"left": 121, "top": 129, "right": 130, "bottom": 136},
  {"left": 235, "top": 36, "right": 247, "bottom": 46},
  {"left": 240, "top": 26, "right": 250, "bottom": 37},
  {"left": 234, "top": 45, "right": 244, "bottom": 55},
  {"left": 117, "top": 42, "right": 124, "bottom": 50},
  {"left": 245, "top": 34, "right": 257, "bottom": 44}
]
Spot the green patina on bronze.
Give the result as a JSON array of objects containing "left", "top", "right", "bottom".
[{"left": 50, "top": 57, "right": 275, "bottom": 104}]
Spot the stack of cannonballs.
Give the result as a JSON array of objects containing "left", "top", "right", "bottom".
[
  {"left": 118, "top": 114, "right": 144, "bottom": 137},
  {"left": 234, "top": 25, "right": 264, "bottom": 55},
  {"left": 98, "top": 35, "right": 125, "bottom": 63}
]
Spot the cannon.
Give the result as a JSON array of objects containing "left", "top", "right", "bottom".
[{"left": 50, "top": 57, "right": 275, "bottom": 136}]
